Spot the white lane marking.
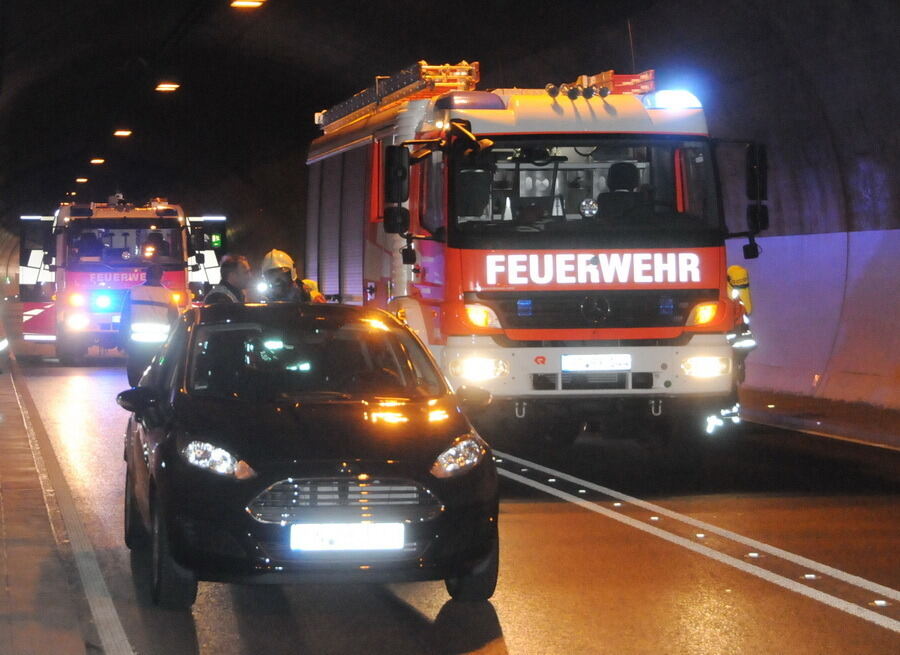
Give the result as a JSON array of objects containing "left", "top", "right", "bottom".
[
  {"left": 494, "top": 449, "right": 900, "bottom": 602},
  {"left": 9, "top": 359, "right": 135, "bottom": 655},
  {"left": 498, "top": 468, "right": 900, "bottom": 633}
]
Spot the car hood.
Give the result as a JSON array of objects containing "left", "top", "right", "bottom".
[{"left": 173, "top": 394, "right": 472, "bottom": 466}]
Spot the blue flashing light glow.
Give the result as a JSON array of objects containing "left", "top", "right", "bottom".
[
  {"left": 94, "top": 293, "right": 113, "bottom": 309},
  {"left": 516, "top": 299, "right": 533, "bottom": 317},
  {"left": 642, "top": 90, "right": 703, "bottom": 110}
]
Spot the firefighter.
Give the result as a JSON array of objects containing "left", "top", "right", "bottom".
[
  {"left": 204, "top": 255, "right": 251, "bottom": 304},
  {"left": 121, "top": 264, "right": 178, "bottom": 386},
  {"left": 260, "top": 249, "right": 325, "bottom": 303}
]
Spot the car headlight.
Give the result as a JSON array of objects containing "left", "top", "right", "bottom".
[
  {"left": 180, "top": 440, "right": 256, "bottom": 479},
  {"left": 430, "top": 433, "right": 488, "bottom": 479}
]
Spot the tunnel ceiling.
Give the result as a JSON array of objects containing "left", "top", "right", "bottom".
[
  {"left": 1, "top": 0, "right": 897, "bottom": 257},
  {"left": 0, "top": 1, "right": 650, "bottom": 225}
]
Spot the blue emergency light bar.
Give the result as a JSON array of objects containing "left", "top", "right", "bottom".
[{"left": 641, "top": 90, "right": 703, "bottom": 110}]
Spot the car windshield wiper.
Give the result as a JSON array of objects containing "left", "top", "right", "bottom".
[{"left": 276, "top": 391, "right": 353, "bottom": 402}]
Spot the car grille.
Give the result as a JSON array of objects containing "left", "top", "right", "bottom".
[
  {"left": 247, "top": 477, "right": 444, "bottom": 524},
  {"left": 469, "top": 289, "right": 719, "bottom": 329}
]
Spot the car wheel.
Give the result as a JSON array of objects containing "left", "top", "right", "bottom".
[
  {"left": 445, "top": 533, "right": 499, "bottom": 602},
  {"left": 124, "top": 466, "right": 149, "bottom": 549},
  {"left": 151, "top": 497, "right": 197, "bottom": 609}
]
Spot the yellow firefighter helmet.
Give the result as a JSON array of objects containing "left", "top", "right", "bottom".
[{"left": 261, "top": 249, "right": 297, "bottom": 281}]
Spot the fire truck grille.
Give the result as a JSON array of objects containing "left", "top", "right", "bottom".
[
  {"left": 247, "top": 478, "right": 443, "bottom": 524},
  {"left": 471, "top": 290, "right": 719, "bottom": 330}
]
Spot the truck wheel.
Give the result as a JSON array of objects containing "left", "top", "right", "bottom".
[
  {"left": 540, "top": 418, "right": 585, "bottom": 449},
  {"left": 151, "top": 497, "right": 197, "bottom": 609},
  {"left": 56, "top": 337, "right": 85, "bottom": 366},
  {"left": 445, "top": 533, "right": 499, "bottom": 602},
  {"left": 124, "top": 466, "right": 149, "bottom": 550}
]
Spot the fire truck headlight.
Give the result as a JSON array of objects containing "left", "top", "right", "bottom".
[
  {"left": 682, "top": 356, "right": 730, "bottom": 378},
  {"left": 464, "top": 304, "right": 501, "bottom": 329},
  {"left": 449, "top": 356, "right": 510, "bottom": 383},
  {"left": 66, "top": 313, "right": 90, "bottom": 331},
  {"left": 685, "top": 302, "right": 719, "bottom": 326},
  {"left": 68, "top": 292, "right": 86, "bottom": 307},
  {"left": 130, "top": 322, "right": 170, "bottom": 343},
  {"left": 579, "top": 198, "right": 599, "bottom": 218}
]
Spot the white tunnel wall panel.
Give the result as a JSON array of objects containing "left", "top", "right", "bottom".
[
  {"left": 727, "top": 233, "right": 845, "bottom": 396},
  {"left": 819, "top": 230, "right": 900, "bottom": 407},
  {"left": 728, "top": 229, "right": 900, "bottom": 411}
]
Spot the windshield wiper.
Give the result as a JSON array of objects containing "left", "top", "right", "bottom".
[{"left": 276, "top": 391, "right": 353, "bottom": 402}]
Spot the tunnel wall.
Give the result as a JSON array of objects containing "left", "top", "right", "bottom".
[{"left": 728, "top": 230, "right": 900, "bottom": 410}]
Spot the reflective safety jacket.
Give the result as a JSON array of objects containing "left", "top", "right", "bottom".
[{"left": 123, "top": 283, "right": 177, "bottom": 344}]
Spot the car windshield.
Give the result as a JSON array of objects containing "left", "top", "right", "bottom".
[
  {"left": 188, "top": 315, "right": 446, "bottom": 401},
  {"left": 449, "top": 136, "right": 722, "bottom": 248},
  {"left": 65, "top": 218, "right": 184, "bottom": 269}
]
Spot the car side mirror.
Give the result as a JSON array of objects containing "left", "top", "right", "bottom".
[
  {"left": 117, "top": 387, "right": 159, "bottom": 412},
  {"left": 456, "top": 385, "right": 492, "bottom": 411}
]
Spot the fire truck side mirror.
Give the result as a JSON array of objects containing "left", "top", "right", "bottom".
[
  {"left": 385, "top": 145, "right": 410, "bottom": 204},
  {"left": 383, "top": 206, "right": 410, "bottom": 234},
  {"left": 746, "top": 143, "right": 768, "bottom": 201},
  {"left": 746, "top": 204, "right": 769, "bottom": 233},
  {"left": 194, "top": 252, "right": 206, "bottom": 265},
  {"left": 42, "top": 253, "right": 54, "bottom": 267}
]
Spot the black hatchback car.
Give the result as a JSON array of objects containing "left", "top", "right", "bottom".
[{"left": 117, "top": 303, "right": 498, "bottom": 608}]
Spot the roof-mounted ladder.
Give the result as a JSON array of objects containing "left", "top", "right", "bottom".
[{"left": 315, "top": 60, "right": 479, "bottom": 133}]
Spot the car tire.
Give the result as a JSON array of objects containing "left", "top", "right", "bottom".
[
  {"left": 151, "top": 498, "right": 197, "bottom": 609},
  {"left": 124, "top": 466, "right": 149, "bottom": 549},
  {"left": 445, "top": 533, "right": 499, "bottom": 602}
]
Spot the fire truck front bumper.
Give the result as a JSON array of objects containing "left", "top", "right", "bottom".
[{"left": 441, "top": 334, "right": 737, "bottom": 420}]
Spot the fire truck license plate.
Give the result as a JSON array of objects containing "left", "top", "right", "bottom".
[
  {"left": 290, "top": 523, "right": 404, "bottom": 551},
  {"left": 561, "top": 354, "right": 632, "bottom": 372}
]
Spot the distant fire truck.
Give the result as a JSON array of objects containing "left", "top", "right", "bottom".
[
  {"left": 305, "top": 61, "right": 766, "bottom": 446},
  {"left": 19, "top": 198, "right": 221, "bottom": 364}
]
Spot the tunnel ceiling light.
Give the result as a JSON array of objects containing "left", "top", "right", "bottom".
[
  {"left": 75, "top": 177, "right": 88, "bottom": 183},
  {"left": 231, "top": 0, "right": 266, "bottom": 7},
  {"left": 90, "top": 158, "right": 105, "bottom": 164},
  {"left": 155, "top": 81, "right": 180, "bottom": 92},
  {"left": 113, "top": 129, "right": 132, "bottom": 137}
]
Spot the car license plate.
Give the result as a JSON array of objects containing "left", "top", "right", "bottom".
[
  {"left": 561, "top": 353, "right": 632, "bottom": 372},
  {"left": 290, "top": 523, "right": 405, "bottom": 551}
]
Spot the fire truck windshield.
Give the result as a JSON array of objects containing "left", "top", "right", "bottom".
[
  {"left": 449, "top": 136, "right": 722, "bottom": 248},
  {"left": 65, "top": 218, "right": 185, "bottom": 269}
]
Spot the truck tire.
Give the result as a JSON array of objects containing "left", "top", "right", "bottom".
[
  {"left": 540, "top": 418, "right": 585, "bottom": 449},
  {"left": 56, "top": 336, "right": 85, "bottom": 366}
]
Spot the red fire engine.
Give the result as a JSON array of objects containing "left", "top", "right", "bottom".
[
  {"left": 19, "top": 198, "right": 197, "bottom": 364},
  {"left": 305, "top": 61, "right": 765, "bottom": 446}
]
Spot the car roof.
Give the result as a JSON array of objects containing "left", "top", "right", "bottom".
[{"left": 189, "top": 302, "right": 401, "bottom": 328}]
